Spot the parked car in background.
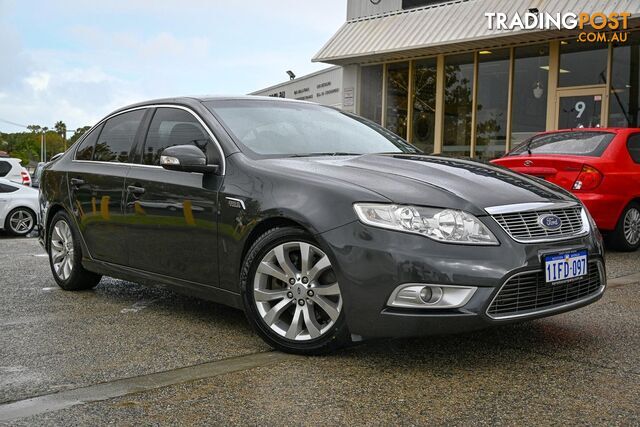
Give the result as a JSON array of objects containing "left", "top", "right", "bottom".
[
  {"left": 39, "top": 97, "right": 605, "bottom": 354},
  {"left": 0, "top": 158, "right": 32, "bottom": 186},
  {"left": 492, "top": 128, "right": 640, "bottom": 251},
  {"left": 31, "top": 162, "right": 47, "bottom": 188},
  {"left": 0, "top": 178, "right": 38, "bottom": 236}
]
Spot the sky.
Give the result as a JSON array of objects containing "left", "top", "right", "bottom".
[{"left": 0, "top": 0, "right": 345, "bottom": 133}]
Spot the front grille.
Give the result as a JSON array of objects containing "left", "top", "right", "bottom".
[
  {"left": 487, "top": 262, "right": 603, "bottom": 319},
  {"left": 492, "top": 207, "right": 584, "bottom": 242}
]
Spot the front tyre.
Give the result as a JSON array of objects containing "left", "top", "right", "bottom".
[
  {"left": 241, "top": 227, "right": 350, "bottom": 354},
  {"left": 609, "top": 202, "right": 640, "bottom": 252},
  {"left": 47, "top": 210, "right": 102, "bottom": 290}
]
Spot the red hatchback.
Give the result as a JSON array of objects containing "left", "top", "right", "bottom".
[{"left": 492, "top": 128, "right": 640, "bottom": 251}]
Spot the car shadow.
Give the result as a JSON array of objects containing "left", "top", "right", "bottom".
[{"left": 333, "top": 319, "right": 600, "bottom": 369}]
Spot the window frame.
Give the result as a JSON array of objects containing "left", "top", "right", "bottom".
[
  {"left": 74, "top": 123, "right": 104, "bottom": 161},
  {"left": 72, "top": 104, "right": 226, "bottom": 174},
  {"left": 139, "top": 107, "right": 215, "bottom": 167},
  {"left": 91, "top": 109, "right": 147, "bottom": 164}
]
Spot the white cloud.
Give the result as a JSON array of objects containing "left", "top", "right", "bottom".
[
  {"left": 24, "top": 72, "right": 51, "bottom": 92},
  {"left": 0, "top": 0, "right": 347, "bottom": 132}
]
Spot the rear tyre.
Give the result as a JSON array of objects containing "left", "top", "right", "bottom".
[
  {"left": 240, "top": 227, "right": 350, "bottom": 355},
  {"left": 609, "top": 202, "right": 640, "bottom": 252},
  {"left": 5, "top": 207, "right": 36, "bottom": 236},
  {"left": 47, "top": 210, "right": 102, "bottom": 290}
]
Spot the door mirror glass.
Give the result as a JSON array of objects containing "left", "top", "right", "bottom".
[{"left": 160, "top": 145, "right": 219, "bottom": 174}]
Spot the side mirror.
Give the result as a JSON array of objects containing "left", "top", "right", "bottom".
[{"left": 160, "top": 145, "right": 220, "bottom": 174}]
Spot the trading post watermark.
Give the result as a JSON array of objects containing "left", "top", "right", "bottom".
[{"left": 485, "top": 11, "right": 631, "bottom": 43}]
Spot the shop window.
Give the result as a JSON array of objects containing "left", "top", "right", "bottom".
[
  {"left": 511, "top": 44, "right": 549, "bottom": 146},
  {"left": 475, "top": 49, "right": 510, "bottom": 160},
  {"left": 559, "top": 40, "right": 608, "bottom": 87},
  {"left": 360, "top": 65, "right": 383, "bottom": 125},
  {"left": 411, "top": 58, "right": 437, "bottom": 153},
  {"left": 443, "top": 53, "right": 474, "bottom": 157},
  {"left": 609, "top": 32, "right": 640, "bottom": 127},
  {"left": 385, "top": 62, "right": 409, "bottom": 139}
]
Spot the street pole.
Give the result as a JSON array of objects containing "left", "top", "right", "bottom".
[{"left": 40, "top": 132, "right": 44, "bottom": 162}]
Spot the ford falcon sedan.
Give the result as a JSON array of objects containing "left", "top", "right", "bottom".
[{"left": 39, "top": 97, "right": 606, "bottom": 354}]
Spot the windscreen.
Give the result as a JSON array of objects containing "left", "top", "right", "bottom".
[
  {"left": 508, "top": 131, "right": 615, "bottom": 157},
  {"left": 203, "top": 100, "right": 419, "bottom": 158}
]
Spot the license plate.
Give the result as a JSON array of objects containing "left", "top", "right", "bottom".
[{"left": 544, "top": 250, "right": 588, "bottom": 284}]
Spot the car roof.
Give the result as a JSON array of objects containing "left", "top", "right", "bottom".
[{"left": 108, "top": 95, "right": 316, "bottom": 117}]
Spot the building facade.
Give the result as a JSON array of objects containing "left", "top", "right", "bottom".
[
  {"left": 311, "top": 0, "right": 640, "bottom": 159},
  {"left": 251, "top": 66, "right": 344, "bottom": 108}
]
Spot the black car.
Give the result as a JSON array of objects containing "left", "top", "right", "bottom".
[{"left": 39, "top": 97, "right": 606, "bottom": 354}]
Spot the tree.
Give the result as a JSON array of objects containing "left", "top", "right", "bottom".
[
  {"left": 69, "top": 126, "right": 91, "bottom": 146},
  {"left": 54, "top": 120, "right": 67, "bottom": 150},
  {"left": 27, "top": 125, "right": 41, "bottom": 134}
]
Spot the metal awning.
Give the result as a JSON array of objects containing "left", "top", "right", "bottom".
[{"left": 313, "top": 0, "right": 640, "bottom": 65}]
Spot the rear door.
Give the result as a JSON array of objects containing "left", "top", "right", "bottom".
[
  {"left": 626, "top": 133, "right": 640, "bottom": 192},
  {"left": 67, "top": 109, "right": 146, "bottom": 265},
  {"left": 123, "top": 107, "right": 222, "bottom": 286}
]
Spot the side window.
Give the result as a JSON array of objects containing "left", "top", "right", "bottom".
[
  {"left": 628, "top": 134, "right": 640, "bottom": 164},
  {"left": 0, "top": 161, "right": 10, "bottom": 177},
  {"left": 143, "top": 108, "right": 214, "bottom": 165},
  {"left": 75, "top": 124, "right": 102, "bottom": 160},
  {"left": 0, "top": 183, "right": 18, "bottom": 193},
  {"left": 94, "top": 110, "right": 145, "bottom": 163}
]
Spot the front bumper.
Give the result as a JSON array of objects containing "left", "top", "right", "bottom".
[{"left": 318, "top": 220, "right": 605, "bottom": 339}]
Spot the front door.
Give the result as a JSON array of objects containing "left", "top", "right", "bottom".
[
  {"left": 67, "top": 109, "right": 146, "bottom": 265},
  {"left": 123, "top": 107, "right": 222, "bottom": 286},
  {"left": 555, "top": 87, "right": 608, "bottom": 129}
]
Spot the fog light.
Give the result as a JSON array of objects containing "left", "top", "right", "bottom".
[
  {"left": 419, "top": 287, "right": 432, "bottom": 303},
  {"left": 387, "top": 284, "right": 476, "bottom": 309}
]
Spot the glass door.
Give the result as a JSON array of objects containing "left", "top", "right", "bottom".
[{"left": 555, "top": 87, "right": 607, "bottom": 129}]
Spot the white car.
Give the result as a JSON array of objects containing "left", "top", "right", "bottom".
[
  {"left": 0, "top": 178, "right": 38, "bottom": 236},
  {"left": 0, "top": 157, "right": 32, "bottom": 186}
]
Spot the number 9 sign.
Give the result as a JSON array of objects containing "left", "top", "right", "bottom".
[{"left": 575, "top": 101, "right": 586, "bottom": 119}]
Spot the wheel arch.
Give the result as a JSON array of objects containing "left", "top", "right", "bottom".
[
  {"left": 43, "top": 203, "right": 73, "bottom": 251},
  {"left": 239, "top": 216, "right": 308, "bottom": 272}
]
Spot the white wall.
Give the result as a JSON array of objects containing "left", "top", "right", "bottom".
[
  {"left": 251, "top": 67, "right": 344, "bottom": 108},
  {"left": 347, "top": 0, "right": 402, "bottom": 20}
]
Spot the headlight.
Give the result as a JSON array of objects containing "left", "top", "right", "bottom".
[{"left": 353, "top": 203, "right": 499, "bottom": 245}]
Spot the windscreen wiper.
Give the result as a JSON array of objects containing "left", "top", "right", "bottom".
[{"left": 289, "top": 152, "right": 360, "bottom": 157}]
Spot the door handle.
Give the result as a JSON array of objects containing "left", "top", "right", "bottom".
[
  {"left": 70, "top": 178, "right": 85, "bottom": 188},
  {"left": 127, "top": 185, "right": 145, "bottom": 196}
]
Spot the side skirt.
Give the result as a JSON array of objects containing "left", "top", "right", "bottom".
[{"left": 82, "top": 258, "right": 243, "bottom": 310}]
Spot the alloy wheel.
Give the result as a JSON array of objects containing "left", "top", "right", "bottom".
[
  {"left": 9, "top": 209, "right": 34, "bottom": 235},
  {"left": 253, "top": 241, "right": 342, "bottom": 341},
  {"left": 624, "top": 207, "right": 640, "bottom": 246},
  {"left": 50, "top": 219, "right": 74, "bottom": 281}
]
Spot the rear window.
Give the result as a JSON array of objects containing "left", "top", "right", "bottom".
[
  {"left": 508, "top": 131, "right": 615, "bottom": 157},
  {"left": 0, "top": 161, "right": 10, "bottom": 177}
]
